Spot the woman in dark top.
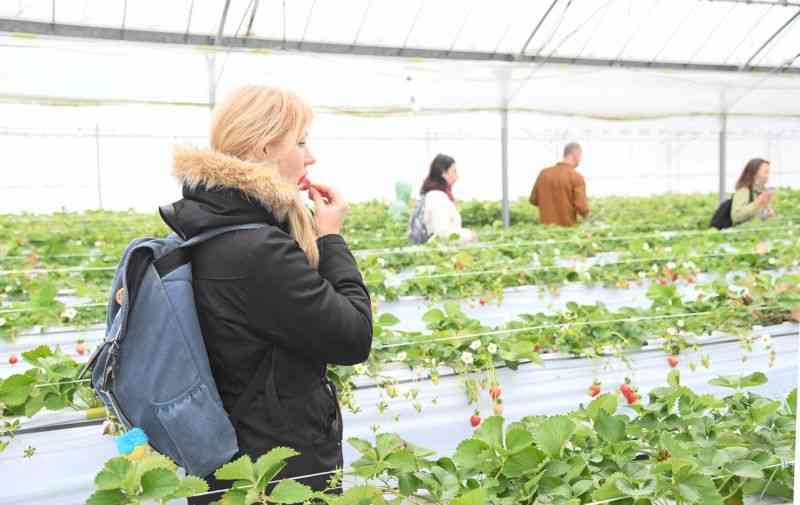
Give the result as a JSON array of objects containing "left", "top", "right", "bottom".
[{"left": 159, "top": 85, "right": 372, "bottom": 503}]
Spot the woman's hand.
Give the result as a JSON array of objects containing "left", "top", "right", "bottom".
[
  {"left": 756, "top": 191, "right": 774, "bottom": 207},
  {"left": 309, "top": 182, "right": 348, "bottom": 237}
]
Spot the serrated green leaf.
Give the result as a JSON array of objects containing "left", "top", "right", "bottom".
[
  {"left": 752, "top": 400, "right": 780, "bottom": 423},
  {"left": 726, "top": 460, "right": 764, "bottom": 479},
  {"left": 85, "top": 489, "right": 127, "bottom": 505},
  {"left": 215, "top": 455, "right": 255, "bottom": 483},
  {"left": 572, "top": 480, "right": 593, "bottom": 496},
  {"left": 347, "top": 437, "right": 376, "bottom": 458},
  {"left": 586, "top": 393, "right": 618, "bottom": 421},
  {"left": 616, "top": 477, "right": 657, "bottom": 497},
  {"left": 505, "top": 428, "right": 533, "bottom": 453},
  {"left": 450, "top": 487, "right": 487, "bottom": 505},
  {"left": 220, "top": 488, "right": 248, "bottom": 505},
  {"left": 595, "top": 411, "right": 626, "bottom": 444},
  {"left": 592, "top": 473, "right": 625, "bottom": 501},
  {"left": 453, "top": 439, "right": 493, "bottom": 474},
  {"left": 269, "top": 479, "right": 314, "bottom": 504},
  {"left": 24, "top": 395, "right": 44, "bottom": 417},
  {"left": 384, "top": 448, "right": 416, "bottom": 472},
  {"left": 422, "top": 309, "right": 444, "bottom": 324},
  {"left": 94, "top": 458, "right": 132, "bottom": 491},
  {"left": 140, "top": 468, "right": 180, "bottom": 499},
  {"left": 473, "top": 416, "right": 503, "bottom": 449},
  {"left": 676, "top": 474, "right": 723, "bottom": 505},
  {"left": 254, "top": 446, "right": 299, "bottom": 480},
  {"left": 377, "top": 313, "right": 400, "bottom": 326},
  {"left": 376, "top": 433, "right": 404, "bottom": 460},
  {"left": 172, "top": 475, "right": 210, "bottom": 498},
  {"left": 787, "top": 388, "right": 797, "bottom": 416},
  {"left": 0, "top": 374, "right": 34, "bottom": 407},
  {"left": 20, "top": 345, "right": 55, "bottom": 367},
  {"left": 44, "top": 393, "right": 66, "bottom": 411},
  {"left": 502, "top": 446, "right": 546, "bottom": 478},
  {"left": 533, "top": 416, "right": 576, "bottom": 459}
]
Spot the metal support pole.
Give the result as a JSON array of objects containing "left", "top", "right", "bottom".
[
  {"left": 206, "top": 54, "right": 217, "bottom": 109},
  {"left": 501, "top": 108, "right": 510, "bottom": 228},
  {"left": 718, "top": 113, "right": 727, "bottom": 203},
  {"left": 95, "top": 124, "right": 103, "bottom": 210}
]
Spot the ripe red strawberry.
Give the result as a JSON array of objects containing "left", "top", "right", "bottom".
[
  {"left": 76, "top": 342, "right": 87, "bottom": 356},
  {"left": 489, "top": 386, "right": 502, "bottom": 401},
  {"left": 479, "top": 298, "right": 487, "bottom": 306},
  {"left": 656, "top": 278, "right": 669, "bottom": 286},
  {"left": 667, "top": 356, "right": 679, "bottom": 368},
  {"left": 619, "top": 383, "right": 633, "bottom": 396},
  {"left": 8, "top": 355, "right": 18, "bottom": 365},
  {"left": 686, "top": 275, "right": 697, "bottom": 284},
  {"left": 626, "top": 392, "right": 639, "bottom": 405},
  {"left": 492, "top": 401, "right": 504, "bottom": 416},
  {"left": 470, "top": 413, "right": 481, "bottom": 428},
  {"left": 589, "top": 382, "right": 601, "bottom": 397}
]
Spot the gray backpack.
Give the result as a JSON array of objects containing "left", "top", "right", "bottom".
[
  {"left": 84, "top": 222, "right": 267, "bottom": 477},
  {"left": 408, "top": 197, "right": 431, "bottom": 245}
]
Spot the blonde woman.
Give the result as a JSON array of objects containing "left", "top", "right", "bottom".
[{"left": 160, "top": 86, "right": 372, "bottom": 503}]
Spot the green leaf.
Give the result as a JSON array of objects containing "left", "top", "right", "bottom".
[
  {"left": 140, "top": 468, "right": 180, "bottom": 500},
  {"left": 20, "top": 345, "right": 55, "bottom": 367},
  {"left": 254, "top": 446, "right": 299, "bottom": 479},
  {"left": 740, "top": 372, "right": 769, "bottom": 388},
  {"left": 443, "top": 301, "right": 461, "bottom": 317},
  {"left": 586, "top": 393, "right": 618, "bottom": 421},
  {"left": 94, "top": 458, "right": 132, "bottom": 491},
  {"left": 219, "top": 488, "right": 248, "bottom": 505},
  {"left": 676, "top": 474, "right": 723, "bottom": 505},
  {"left": 592, "top": 473, "right": 625, "bottom": 501},
  {"left": 269, "top": 479, "right": 314, "bottom": 504},
  {"left": 376, "top": 433, "right": 404, "bottom": 460},
  {"left": 505, "top": 428, "right": 534, "bottom": 453},
  {"left": 572, "top": 480, "right": 593, "bottom": 497},
  {"left": 215, "top": 455, "right": 255, "bottom": 483},
  {"left": 710, "top": 372, "right": 768, "bottom": 390},
  {"left": 422, "top": 308, "right": 444, "bottom": 324},
  {"left": 752, "top": 400, "right": 780, "bottom": 423},
  {"left": 595, "top": 412, "right": 626, "bottom": 444},
  {"left": 533, "top": 416, "right": 576, "bottom": 459},
  {"left": 502, "top": 446, "right": 546, "bottom": 478},
  {"left": 474, "top": 416, "right": 504, "bottom": 449},
  {"left": 384, "top": 449, "right": 417, "bottom": 473},
  {"left": 787, "top": 388, "right": 797, "bottom": 416},
  {"left": 377, "top": 313, "right": 400, "bottom": 326},
  {"left": 453, "top": 439, "right": 492, "bottom": 474},
  {"left": 0, "top": 374, "right": 34, "bottom": 407},
  {"left": 24, "top": 395, "right": 45, "bottom": 417},
  {"left": 616, "top": 477, "right": 657, "bottom": 497},
  {"left": 712, "top": 447, "right": 749, "bottom": 467},
  {"left": 726, "top": 461, "right": 764, "bottom": 479},
  {"left": 450, "top": 487, "right": 487, "bottom": 505},
  {"left": 172, "top": 475, "right": 210, "bottom": 498},
  {"left": 347, "top": 438, "right": 376, "bottom": 457},
  {"left": 85, "top": 489, "right": 127, "bottom": 505},
  {"left": 44, "top": 393, "right": 66, "bottom": 411}
]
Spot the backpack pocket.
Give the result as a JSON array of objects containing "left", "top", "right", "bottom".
[{"left": 154, "top": 381, "right": 238, "bottom": 477}]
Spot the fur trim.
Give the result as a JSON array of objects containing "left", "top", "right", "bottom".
[{"left": 173, "top": 146, "right": 297, "bottom": 221}]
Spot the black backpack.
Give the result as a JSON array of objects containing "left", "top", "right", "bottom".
[{"left": 710, "top": 189, "right": 753, "bottom": 230}]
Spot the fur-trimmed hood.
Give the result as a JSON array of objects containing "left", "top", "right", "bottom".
[{"left": 172, "top": 146, "right": 299, "bottom": 222}]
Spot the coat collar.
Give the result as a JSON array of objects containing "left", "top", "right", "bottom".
[{"left": 172, "top": 146, "right": 297, "bottom": 222}]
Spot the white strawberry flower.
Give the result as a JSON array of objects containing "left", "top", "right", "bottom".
[
  {"left": 469, "top": 340, "right": 482, "bottom": 351},
  {"left": 638, "top": 271, "right": 647, "bottom": 279},
  {"left": 666, "top": 327, "right": 677, "bottom": 336},
  {"left": 677, "top": 320, "right": 685, "bottom": 328},
  {"left": 354, "top": 363, "right": 368, "bottom": 375},
  {"left": 666, "top": 262, "right": 677, "bottom": 270},
  {"left": 377, "top": 258, "right": 386, "bottom": 267},
  {"left": 461, "top": 351, "right": 474, "bottom": 365},
  {"left": 61, "top": 307, "right": 78, "bottom": 321},
  {"left": 554, "top": 248, "right": 561, "bottom": 256},
  {"left": 487, "top": 343, "right": 498, "bottom": 355},
  {"left": 768, "top": 258, "right": 777, "bottom": 265},
  {"left": 395, "top": 352, "right": 407, "bottom": 362},
  {"left": 652, "top": 264, "right": 660, "bottom": 272},
  {"left": 643, "top": 242, "right": 651, "bottom": 251}
]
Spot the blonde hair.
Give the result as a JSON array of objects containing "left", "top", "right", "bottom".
[{"left": 210, "top": 86, "right": 319, "bottom": 269}]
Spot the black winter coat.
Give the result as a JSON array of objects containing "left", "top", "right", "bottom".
[{"left": 163, "top": 147, "right": 372, "bottom": 503}]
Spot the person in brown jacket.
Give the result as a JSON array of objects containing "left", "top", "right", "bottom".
[{"left": 529, "top": 142, "right": 589, "bottom": 226}]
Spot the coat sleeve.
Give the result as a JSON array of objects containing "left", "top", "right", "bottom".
[
  {"left": 529, "top": 175, "right": 540, "bottom": 206},
  {"left": 731, "top": 188, "right": 759, "bottom": 225},
  {"left": 572, "top": 173, "right": 590, "bottom": 217},
  {"left": 245, "top": 233, "right": 372, "bottom": 365}
]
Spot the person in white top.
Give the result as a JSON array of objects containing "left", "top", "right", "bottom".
[{"left": 411, "top": 154, "right": 476, "bottom": 243}]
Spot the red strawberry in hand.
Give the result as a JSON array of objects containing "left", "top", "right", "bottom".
[
  {"left": 298, "top": 175, "right": 311, "bottom": 191},
  {"left": 667, "top": 356, "right": 679, "bottom": 368},
  {"left": 489, "top": 386, "right": 502, "bottom": 401},
  {"left": 589, "top": 382, "right": 601, "bottom": 397},
  {"left": 8, "top": 355, "right": 18, "bottom": 365},
  {"left": 470, "top": 413, "right": 481, "bottom": 428}
]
